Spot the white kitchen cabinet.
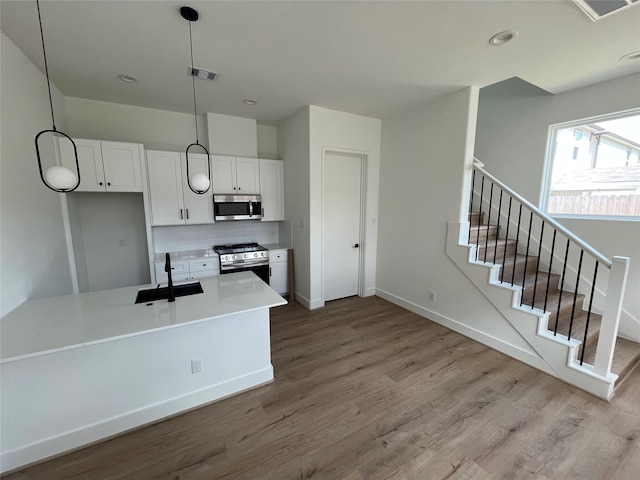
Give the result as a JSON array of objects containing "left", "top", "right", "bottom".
[
  {"left": 259, "top": 159, "right": 285, "bottom": 221},
  {"left": 57, "top": 138, "right": 143, "bottom": 192},
  {"left": 146, "top": 150, "right": 213, "bottom": 226},
  {"left": 188, "top": 259, "right": 220, "bottom": 279},
  {"left": 269, "top": 249, "right": 288, "bottom": 295},
  {"left": 154, "top": 260, "right": 190, "bottom": 284},
  {"left": 153, "top": 258, "right": 219, "bottom": 283},
  {"left": 211, "top": 155, "right": 260, "bottom": 194}
]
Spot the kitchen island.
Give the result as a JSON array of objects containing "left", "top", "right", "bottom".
[{"left": 0, "top": 272, "right": 286, "bottom": 473}]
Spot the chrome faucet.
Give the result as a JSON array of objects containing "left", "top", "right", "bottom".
[{"left": 165, "top": 253, "right": 175, "bottom": 302}]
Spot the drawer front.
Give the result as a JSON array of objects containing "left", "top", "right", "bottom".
[
  {"left": 189, "top": 259, "right": 219, "bottom": 272},
  {"left": 154, "top": 261, "right": 188, "bottom": 278},
  {"left": 269, "top": 249, "right": 287, "bottom": 263}
]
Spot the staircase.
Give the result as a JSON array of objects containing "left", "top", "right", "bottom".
[{"left": 447, "top": 160, "right": 640, "bottom": 400}]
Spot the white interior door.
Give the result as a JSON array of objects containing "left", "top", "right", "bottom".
[{"left": 323, "top": 152, "right": 362, "bottom": 302}]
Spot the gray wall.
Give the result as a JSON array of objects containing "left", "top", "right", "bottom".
[{"left": 1, "top": 33, "right": 73, "bottom": 316}]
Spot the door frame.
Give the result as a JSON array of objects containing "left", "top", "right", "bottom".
[{"left": 321, "top": 147, "right": 368, "bottom": 302}]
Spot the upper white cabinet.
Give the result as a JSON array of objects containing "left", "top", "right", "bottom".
[
  {"left": 259, "top": 159, "right": 285, "bottom": 221},
  {"left": 211, "top": 155, "right": 260, "bottom": 194},
  {"left": 57, "top": 138, "right": 143, "bottom": 192},
  {"left": 146, "top": 150, "right": 213, "bottom": 226}
]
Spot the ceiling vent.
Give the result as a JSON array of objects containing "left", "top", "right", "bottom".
[
  {"left": 188, "top": 66, "right": 219, "bottom": 81},
  {"left": 573, "top": 0, "right": 639, "bottom": 21}
]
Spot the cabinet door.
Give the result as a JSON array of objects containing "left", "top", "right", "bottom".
[
  {"left": 146, "top": 151, "right": 185, "bottom": 226},
  {"left": 259, "top": 159, "right": 285, "bottom": 221},
  {"left": 59, "top": 138, "right": 105, "bottom": 192},
  {"left": 211, "top": 155, "right": 237, "bottom": 194},
  {"left": 270, "top": 262, "right": 288, "bottom": 294},
  {"left": 181, "top": 153, "right": 214, "bottom": 224},
  {"left": 101, "top": 141, "right": 143, "bottom": 192},
  {"left": 236, "top": 157, "right": 260, "bottom": 194}
]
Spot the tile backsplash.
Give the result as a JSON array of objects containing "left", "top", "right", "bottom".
[{"left": 153, "top": 221, "right": 282, "bottom": 254}]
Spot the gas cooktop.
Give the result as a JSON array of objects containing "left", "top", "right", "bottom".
[{"left": 213, "top": 242, "right": 267, "bottom": 255}]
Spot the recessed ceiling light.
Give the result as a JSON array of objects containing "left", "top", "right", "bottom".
[
  {"left": 488, "top": 30, "right": 518, "bottom": 46},
  {"left": 118, "top": 74, "right": 139, "bottom": 84},
  {"left": 619, "top": 50, "right": 640, "bottom": 61},
  {"left": 243, "top": 99, "right": 258, "bottom": 105}
]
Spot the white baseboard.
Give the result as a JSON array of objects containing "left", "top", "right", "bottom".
[{"left": 0, "top": 367, "right": 273, "bottom": 474}]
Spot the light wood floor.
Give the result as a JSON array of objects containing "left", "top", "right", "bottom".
[{"left": 5, "top": 296, "right": 640, "bottom": 479}]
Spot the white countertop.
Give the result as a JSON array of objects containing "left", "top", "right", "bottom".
[{"left": 1, "top": 272, "right": 286, "bottom": 362}]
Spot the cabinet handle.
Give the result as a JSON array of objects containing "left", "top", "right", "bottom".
[
  {"left": 238, "top": 187, "right": 241, "bottom": 191},
  {"left": 99, "top": 182, "right": 103, "bottom": 186},
  {"left": 262, "top": 208, "right": 265, "bottom": 216},
  {"left": 186, "top": 209, "right": 189, "bottom": 220},
  {"left": 107, "top": 182, "right": 111, "bottom": 186},
  {"left": 180, "top": 209, "right": 184, "bottom": 220},
  {"left": 269, "top": 267, "right": 272, "bottom": 277}
]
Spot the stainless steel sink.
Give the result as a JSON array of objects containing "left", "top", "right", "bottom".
[{"left": 135, "top": 282, "right": 203, "bottom": 304}]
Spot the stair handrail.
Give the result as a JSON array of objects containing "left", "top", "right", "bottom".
[{"left": 473, "top": 158, "right": 612, "bottom": 268}]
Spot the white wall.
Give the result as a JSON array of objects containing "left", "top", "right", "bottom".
[
  {"left": 277, "top": 107, "right": 311, "bottom": 303},
  {"left": 65, "top": 97, "right": 207, "bottom": 152},
  {"left": 257, "top": 124, "right": 278, "bottom": 159},
  {"left": 0, "top": 33, "right": 73, "bottom": 316},
  {"left": 475, "top": 73, "right": 640, "bottom": 332},
  {"left": 309, "top": 106, "right": 381, "bottom": 308},
  {"left": 376, "top": 87, "right": 536, "bottom": 353}
]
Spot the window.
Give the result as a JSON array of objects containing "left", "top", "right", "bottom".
[{"left": 543, "top": 110, "right": 640, "bottom": 218}]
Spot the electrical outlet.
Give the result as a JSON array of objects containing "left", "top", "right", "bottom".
[
  {"left": 429, "top": 291, "right": 436, "bottom": 301},
  {"left": 191, "top": 358, "right": 202, "bottom": 374},
  {"left": 117, "top": 239, "right": 125, "bottom": 247}
]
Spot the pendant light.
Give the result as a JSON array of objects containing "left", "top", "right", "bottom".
[
  {"left": 34, "top": 0, "right": 80, "bottom": 192},
  {"left": 181, "top": 6, "right": 211, "bottom": 195}
]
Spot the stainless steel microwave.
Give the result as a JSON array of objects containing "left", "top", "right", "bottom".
[{"left": 213, "top": 194, "right": 262, "bottom": 221}]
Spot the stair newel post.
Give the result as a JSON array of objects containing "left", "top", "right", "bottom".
[{"left": 593, "top": 256, "right": 630, "bottom": 376}]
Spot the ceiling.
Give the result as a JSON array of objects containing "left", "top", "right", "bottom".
[{"left": 2, "top": 0, "right": 639, "bottom": 126}]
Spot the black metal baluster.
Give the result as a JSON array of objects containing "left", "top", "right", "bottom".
[
  {"left": 554, "top": 239, "right": 571, "bottom": 336},
  {"left": 567, "top": 249, "right": 584, "bottom": 341},
  {"left": 484, "top": 182, "right": 494, "bottom": 263},
  {"left": 468, "top": 169, "right": 476, "bottom": 244},
  {"left": 494, "top": 189, "right": 503, "bottom": 265},
  {"left": 500, "top": 196, "right": 513, "bottom": 284},
  {"left": 543, "top": 229, "right": 557, "bottom": 313},
  {"left": 520, "top": 212, "right": 534, "bottom": 307},
  {"left": 531, "top": 221, "right": 545, "bottom": 309},
  {"left": 511, "top": 204, "right": 523, "bottom": 286},
  {"left": 476, "top": 175, "right": 485, "bottom": 261},
  {"left": 580, "top": 261, "right": 599, "bottom": 365}
]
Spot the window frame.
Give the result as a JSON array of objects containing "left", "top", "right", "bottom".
[{"left": 541, "top": 108, "right": 640, "bottom": 222}]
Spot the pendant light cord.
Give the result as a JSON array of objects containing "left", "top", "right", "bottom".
[
  {"left": 36, "top": 0, "right": 57, "bottom": 131},
  {"left": 188, "top": 20, "right": 199, "bottom": 144}
]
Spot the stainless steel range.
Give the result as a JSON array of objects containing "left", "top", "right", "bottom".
[{"left": 213, "top": 243, "right": 270, "bottom": 284}]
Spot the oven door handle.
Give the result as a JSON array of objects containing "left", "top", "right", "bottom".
[{"left": 249, "top": 201, "right": 253, "bottom": 217}]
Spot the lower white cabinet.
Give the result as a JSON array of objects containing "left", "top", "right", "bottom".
[
  {"left": 269, "top": 249, "right": 288, "bottom": 295},
  {"left": 154, "top": 258, "right": 219, "bottom": 283}
]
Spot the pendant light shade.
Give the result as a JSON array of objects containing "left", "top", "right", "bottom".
[
  {"left": 34, "top": 0, "right": 80, "bottom": 193},
  {"left": 182, "top": 6, "right": 212, "bottom": 195}
]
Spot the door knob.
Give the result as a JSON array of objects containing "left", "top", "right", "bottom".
[{"left": 353, "top": 244, "right": 359, "bottom": 248}]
